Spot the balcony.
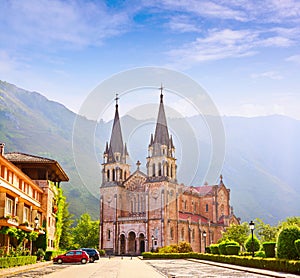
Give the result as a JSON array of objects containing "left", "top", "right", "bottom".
[
  {"left": 19, "top": 222, "right": 34, "bottom": 232},
  {"left": 0, "top": 217, "right": 19, "bottom": 227}
]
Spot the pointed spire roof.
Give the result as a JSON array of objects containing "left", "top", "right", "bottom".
[
  {"left": 153, "top": 85, "right": 169, "bottom": 145},
  {"left": 107, "top": 95, "right": 124, "bottom": 161}
]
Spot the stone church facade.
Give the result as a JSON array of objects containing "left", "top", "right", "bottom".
[{"left": 99, "top": 91, "right": 239, "bottom": 255}]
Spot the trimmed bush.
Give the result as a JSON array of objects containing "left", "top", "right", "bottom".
[
  {"left": 254, "top": 250, "right": 266, "bottom": 258},
  {"left": 295, "top": 239, "right": 300, "bottom": 257},
  {"left": 263, "top": 242, "right": 276, "bottom": 258},
  {"left": 44, "top": 250, "right": 65, "bottom": 261},
  {"left": 209, "top": 244, "right": 220, "bottom": 255},
  {"left": 0, "top": 256, "right": 37, "bottom": 268},
  {"left": 158, "top": 242, "right": 192, "bottom": 254},
  {"left": 226, "top": 245, "right": 240, "bottom": 255},
  {"left": 277, "top": 226, "right": 300, "bottom": 260},
  {"left": 245, "top": 235, "right": 260, "bottom": 253},
  {"left": 99, "top": 249, "right": 106, "bottom": 256},
  {"left": 218, "top": 240, "right": 239, "bottom": 255}
]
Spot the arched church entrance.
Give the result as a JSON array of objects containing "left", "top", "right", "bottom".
[
  {"left": 139, "top": 233, "right": 145, "bottom": 253},
  {"left": 128, "top": 231, "right": 136, "bottom": 254},
  {"left": 120, "top": 234, "right": 125, "bottom": 255}
]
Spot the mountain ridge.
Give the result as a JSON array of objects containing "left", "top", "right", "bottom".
[{"left": 0, "top": 79, "right": 299, "bottom": 225}]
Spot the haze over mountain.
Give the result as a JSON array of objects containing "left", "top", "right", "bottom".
[{"left": 0, "top": 80, "right": 299, "bottom": 225}]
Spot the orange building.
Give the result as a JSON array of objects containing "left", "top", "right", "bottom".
[
  {"left": 0, "top": 144, "right": 68, "bottom": 253},
  {"left": 99, "top": 92, "right": 239, "bottom": 255}
]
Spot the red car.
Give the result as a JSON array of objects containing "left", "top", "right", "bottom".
[{"left": 53, "top": 250, "right": 89, "bottom": 264}]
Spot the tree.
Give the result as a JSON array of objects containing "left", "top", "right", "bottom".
[
  {"left": 219, "top": 222, "right": 249, "bottom": 249},
  {"left": 72, "top": 213, "right": 99, "bottom": 248},
  {"left": 255, "top": 218, "right": 278, "bottom": 242},
  {"left": 59, "top": 201, "right": 74, "bottom": 250},
  {"left": 278, "top": 217, "right": 300, "bottom": 230},
  {"left": 245, "top": 234, "right": 261, "bottom": 253}
]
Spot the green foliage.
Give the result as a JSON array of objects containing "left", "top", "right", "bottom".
[
  {"left": 158, "top": 242, "right": 192, "bottom": 253},
  {"left": 295, "top": 239, "right": 300, "bottom": 257},
  {"left": 54, "top": 188, "right": 65, "bottom": 249},
  {"left": 99, "top": 249, "right": 106, "bottom": 256},
  {"left": 0, "top": 256, "right": 37, "bottom": 268},
  {"left": 72, "top": 213, "right": 99, "bottom": 248},
  {"left": 278, "top": 217, "right": 300, "bottom": 230},
  {"left": 218, "top": 240, "right": 239, "bottom": 255},
  {"left": 209, "top": 244, "right": 220, "bottom": 254},
  {"left": 59, "top": 201, "right": 74, "bottom": 250},
  {"left": 225, "top": 245, "right": 240, "bottom": 255},
  {"left": 27, "top": 231, "right": 39, "bottom": 241},
  {"left": 255, "top": 218, "right": 278, "bottom": 242},
  {"left": 245, "top": 235, "right": 260, "bottom": 253},
  {"left": 254, "top": 250, "right": 266, "bottom": 258},
  {"left": 219, "top": 222, "right": 249, "bottom": 248},
  {"left": 277, "top": 225, "right": 300, "bottom": 260},
  {"left": 36, "top": 248, "right": 45, "bottom": 260},
  {"left": 34, "top": 233, "right": 47, "bottom": 251},
  {"left": 44, "top": 250, "right": 65, "bottom": 261},
  {"left": 263, "top": 242, "right": 276, "bottom": 258}
]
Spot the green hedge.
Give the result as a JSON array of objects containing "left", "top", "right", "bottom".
[
  {"left": 277, "top": 226, "right": 300, "bottom": 260},
  {"left": 45, "top": 250, "right": 65, "bottom": 261},
  {"left": 142, "top": 252, "right": 300, "bottom": 275},
  {"left": 209, "top": 244, "right": 219, "bottom": 255},
  {"left": 0, "top": 256, "right": 37, "bottom": 268},
  {"left": 226, "top": 245, "right": 240, "bottom": 255},
  {"left": 295, "top": 239, "right": 300, "bottom": 257},
  {"left": 263, "top": 242, "right": 276, "bottom": 258}
]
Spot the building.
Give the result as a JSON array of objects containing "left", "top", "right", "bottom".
[
  {"left": 99, "top": 91, "right": 239, "bottom": 255},
  {"left": 0, "top": 143, "right": 68, "bottom": 253}
]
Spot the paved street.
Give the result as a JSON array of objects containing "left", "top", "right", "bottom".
[{"left": 1, "top": 257, "right": 300, "bottom": 278}]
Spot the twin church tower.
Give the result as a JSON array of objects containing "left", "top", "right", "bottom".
[{"left": 99, "top": 88, "right": 239, "bottom": 255}]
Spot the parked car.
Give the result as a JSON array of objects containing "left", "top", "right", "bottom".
[
  {"left": 79, "top": 248, "right": 100, "bottom": 262},
  {"left": 53, "top": 250, "right": 89, "bottom": 264}
]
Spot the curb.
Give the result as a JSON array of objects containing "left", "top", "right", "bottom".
[{"left": 0, "top": 261, "right": 53, "bottom": 277}]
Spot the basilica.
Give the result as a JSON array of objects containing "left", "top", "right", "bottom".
[{"left": 99, "top": 90, "right": 239, "bottom": 255}]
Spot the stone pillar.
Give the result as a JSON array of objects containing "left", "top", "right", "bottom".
[{"left": 0, "top": 192, "right": 6, "bottom": 218}]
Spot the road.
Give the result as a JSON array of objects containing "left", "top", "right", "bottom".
[{"left": 2, "top": 257, "right": 300, "bottom": 278}]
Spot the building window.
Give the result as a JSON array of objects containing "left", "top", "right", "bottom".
[
  {"left": 112, "top": 169, "right": 115, "bottom": 181},
  {"left": 181, "top": 228, "right": 184, "bottom": 240},
  {"left": 184, "top": 200, "right": 187, "bottom": 210},
  {"left": 205, "top": 204, "right": 209, "bottom": 212},
  {"left": 24, "top": 207, "right": 30, "bottom": 222},
  {"left": 107, "top": 170, "right": 110, "bottom": 181},
  {"left": 5, "top": 198, "right": 13, "bottom": 216},
  {"left": 158, "top": 163, "right": 162, "bottom": 176},
  {"left": 107, "top": 229, "right": 111, "bottom": 240},
  {"left": 170, "top": 227, "right": 174, "bottom": 240},
  {"left": 152, "top": 164, "right": 155, "bottom": 177}
]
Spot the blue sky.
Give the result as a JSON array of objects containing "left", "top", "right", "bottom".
[{"left": 0, "top": 0, "right": 300, "bottom": 120}]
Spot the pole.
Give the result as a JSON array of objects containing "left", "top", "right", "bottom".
[{"left": 251, "top": 229, "right": 254, "bottom": 257}]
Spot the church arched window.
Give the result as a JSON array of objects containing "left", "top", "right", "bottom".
[
  {"left": 112, "top": 169, "right": 115, "bottom": 181},
  {"left": 205, "top": 204, "right": 209, "bottom": 212},
  {"left": 152, "top": 164, "right": 156, "bottom": 177},
  {"left": 107, "top": 170, "right": 110, "bottom": 181},
  {"left": 158, "top": 162, "right": 162, "bottom": 176}
]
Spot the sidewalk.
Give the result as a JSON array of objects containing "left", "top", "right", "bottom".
[
  {"left": 187, "top": 259, "right": 300, "bottom": 278},
  {"left": 0, "top": 261, "right": 53, "bottom": 277}
]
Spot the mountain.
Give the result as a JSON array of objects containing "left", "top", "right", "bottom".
[
  {"left": 0, "top": 80, "right": 101, "bottom": 220},
  {"left": 1, "top": 80, "right": 299, "bottom": 225}
]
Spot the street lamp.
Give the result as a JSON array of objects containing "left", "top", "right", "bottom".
[
  {"left": 203, "top": 231, "right": 207, "bottom": 253},
  {"left": 249, "top": 220, "right": 255, "bottom": 257},
  {"left": 151, "top": 235, "right": 154, "bottom": 252},
  {"left": 34, "top": 216, "right": 39, "bottom": 229}
]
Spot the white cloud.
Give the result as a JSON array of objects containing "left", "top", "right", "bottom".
[
  {"left": 0, "top": 0, "right": 130, "bottom": 49},
  {"left": 167, "top": 15, "right": 201, "bottom": 33},
  {"left": 286, "top": 54, "right": 300, "bottom": 65},
  {"left": 251, "top": 71, "right": 283, "bottom": 80}
]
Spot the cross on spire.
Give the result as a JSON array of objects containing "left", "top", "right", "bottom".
[
  {"left": 159, "top": 84, "right": 164, "bottom": 103},
  {"left": 115, "top": 93, "right": 119, "bottom": 107}
]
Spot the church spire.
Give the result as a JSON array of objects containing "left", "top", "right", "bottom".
[
  {"left": 153, "top": 85, "right": 170, "bottom": 146},
  {"left": 102, "top": 95, "right": 130, "bottom": 186},
  {"left": 107, "top": 94, "right": 124, "bottom": 162}
]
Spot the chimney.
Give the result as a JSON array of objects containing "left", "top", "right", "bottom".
[{"left": 0, "top": 143, "right": 5, "bottom": 156}]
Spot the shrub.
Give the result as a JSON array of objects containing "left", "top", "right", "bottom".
[
  {"left": 277, "top": 226, "right": 300, "bottom": 260},
  {"left": 263, "top": 242, "right": 276, "bottom": 258},
  {"left": 245, "top": 235, "right": 260, "bottom": 253},
  {"left": 178, "top": 241, "right": 193, "bottom": 253},
  {"left": 44, "top": 250, "right": 65, "bottom": 261},
  {"left": 295, "top": 239, "right": 300, "bottom": 257},
  {"left": 99, "top": 249, "right": 106, "bottom": 256},
  {"left": 209, "top": 244, "right": 219, "bottom": 254},
  {"left": 158, "top": 244, "right": 178, "bottom": 253},
  {"left": 254, "top": 250, "right": 266, "bottom": 258},
  {"left": 218, "top": 240, "right": 239, "bottom": 255},
  {"left": 226, "top": 245, "right": 240, "bottom": 255},
  {"left": 0, "top": 256, "right": 37, "bottom": 268}
]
